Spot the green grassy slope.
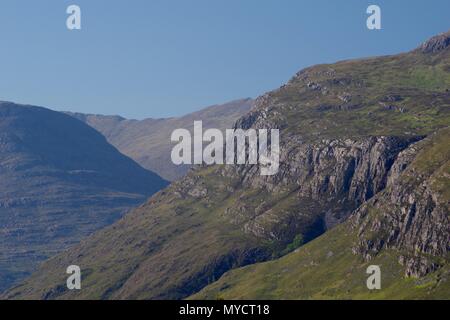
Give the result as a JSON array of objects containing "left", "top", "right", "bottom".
[
  {"left": 3, "top": 166, "right": 273, "bottom": 299},
  {"left": 256, "top": 44, "right": 450, "bottom": 141},
  {"left": 191, "top": 225, "right": 449, "bottom": 300}
]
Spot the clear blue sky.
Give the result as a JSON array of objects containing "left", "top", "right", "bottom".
[{"left": 0, "top": 0, "right": 449, "bottom": 119}]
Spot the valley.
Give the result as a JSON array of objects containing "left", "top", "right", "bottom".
[{"left": 68, "top": 99, "right": 254, "bottom": 181}]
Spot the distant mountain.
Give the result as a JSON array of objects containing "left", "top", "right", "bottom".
[
  {"left": 4, "top": 31, "right": 449, "bottom": 300},
  {"left": 67, "top": 98, "right": 254, "bottom": 181},
  {"left": 0, "top": 102, "right": 168, "bottom": 292}
]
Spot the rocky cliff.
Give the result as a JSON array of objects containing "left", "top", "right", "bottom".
[
  {"left": 192, "top": 128, "right": 450, "bottom": 300},
  {"left": 352, "top": 129, "right": 450, "bottom": 278}
]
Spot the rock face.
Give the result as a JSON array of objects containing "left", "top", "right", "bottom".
[
  {"left": 191, "top": 129, "right": 450, "bottom": 300},
  {"left": 420, "top": 30, "right": 450, "bottom": 54},
  {"left": 0, "top": 102, "right": 168, "bottom": 292},
  {"left": 230, "top": 100, "right": 423, "bottom": 228},
  {"left": 68, "top": 98, "right": 254, "bottom": 181},
  {"left": 352, "top": 130, "right": 450, "bottom": 278},
  {"left": 220, "top": 135, "right": 420, "bottom": 240},
  {"left": 3, "top": 31, "right": 450, "bottom": 300}
]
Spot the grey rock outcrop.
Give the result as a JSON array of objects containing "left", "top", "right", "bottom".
[
  {"left": 420, "top": 30, "right": 450, "bottom": 54},
  {"left": 351, "top": 132, "right": 450, "bottom": 277}
]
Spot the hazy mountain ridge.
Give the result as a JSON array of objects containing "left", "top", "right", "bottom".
[
  {"left": 0, "top": 102, "right": 168, "bottom": 292},
  {"left": 4, "top": 31, "right": 450, "bottom": 300},
  {"left": 67, "top": 98, "right": 254, "bottom": 181}
]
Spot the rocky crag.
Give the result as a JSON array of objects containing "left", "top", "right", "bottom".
[{"left": 193, "top": 128, "right": 449, "bottom": 299}]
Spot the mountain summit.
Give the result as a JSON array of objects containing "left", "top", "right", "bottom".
[{"left": 419, "top": 30, "right": 450, "bottom": 54}]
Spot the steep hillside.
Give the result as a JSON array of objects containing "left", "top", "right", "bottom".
[
  {"left": 4, "top": 31, "right": 449, "bottom": 300},
  {"left": 0, "top": 102, "right": 168, "bottom": 292},
  {"left": 192, "top": 128, "right": 450, "bottom": 299},
  {"left": 68, "top": 98, "right": 253, "bottom": 181}
]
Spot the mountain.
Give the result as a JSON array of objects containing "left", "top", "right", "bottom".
[
  {"left": 4, "top": 31, "right": 449, "bottom": 300},
  {"left": 192, "top": 128, "right": 450, "bottom": 299},
  {"left": 67, "top": 98, "right": 254, "bottom": 181},
  {"left": 0, "top": 102, "right": 168, "bottom": 292}
]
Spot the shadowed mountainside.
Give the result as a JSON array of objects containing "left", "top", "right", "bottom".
[{"left": 0, "top": 102, "right": 168, "bottom": 292}]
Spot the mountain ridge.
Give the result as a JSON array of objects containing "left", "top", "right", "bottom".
[{"left": 67, "top": 98, "right": 254, "bottom": 181}]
